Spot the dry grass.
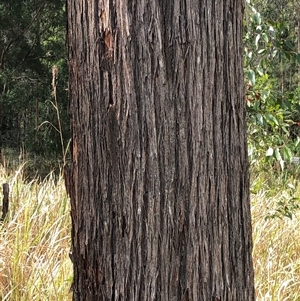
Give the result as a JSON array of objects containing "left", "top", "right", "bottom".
[
  {"left": 252, "top": 178, "right": 300, "bottom": 301},
  {"left": 0, "top": 164, "right": 299, "bottom": 300},
  {"left": 0, "top": 165, "right": 72, "bottom": 300}
]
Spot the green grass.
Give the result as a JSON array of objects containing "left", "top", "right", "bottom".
[{"left": 0, "top": 164, "right": 300, "bottom": 300}]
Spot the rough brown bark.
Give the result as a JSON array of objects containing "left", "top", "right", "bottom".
[
  {"left": 67, "top": 1, "right": 255, "bottom": 300},
  {"left": 1, "top": 183, "right": 9, "bottom": 221}
]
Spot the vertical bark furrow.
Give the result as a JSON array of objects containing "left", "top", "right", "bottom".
[{"left": 68, "top": 0, "right": 255, "bottom": 300}]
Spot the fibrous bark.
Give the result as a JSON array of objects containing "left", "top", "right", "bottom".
[{"left": 67, "top": 1, "right": 255, "bottom": 300}]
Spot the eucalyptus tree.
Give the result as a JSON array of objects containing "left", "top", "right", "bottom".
[{"left": 67, "top": 1, "right": 255, "bottom": 300}]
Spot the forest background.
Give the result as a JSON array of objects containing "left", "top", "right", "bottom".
[
  {"left": 0, "top": 0, "right": 300, "bottom": 300},
  {"left": 0, "top": 0, "right": 300, "bottom": 176}
]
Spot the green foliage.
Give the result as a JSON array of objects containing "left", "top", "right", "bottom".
[
  {"left": 245, "top": 1, "right": 300, "bottom": 173},
  {"left": 0, "top": 0, "right": 299, "bottom": 188},
  {"left": 0, "top": 0, "right": 69, "bottom": 164}
]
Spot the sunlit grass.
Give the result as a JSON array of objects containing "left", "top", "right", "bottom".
[
  {"left": 0, "top": 165, "right": 72, "bottom": 300},
  {"left": 251, "top": 175, "right": 300, "bottom": 301},
  {"left": 0, "top": 164, "right": 300, "bottom": 300}
]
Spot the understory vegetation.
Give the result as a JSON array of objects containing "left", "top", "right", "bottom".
[
  {"left": 0, "top": 0, "right": 300, "bottom": 300},
  {"left": 0, "top": 165, "right": 72, "bottom": 300},
  {"left": 0, "top": 164, "right": 300, "bottom": 300}
]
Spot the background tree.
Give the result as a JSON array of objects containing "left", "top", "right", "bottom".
[
  {"left": 0, "top": 0, "right": 68, "bottom": 173},
  {"left": 67, "top": 1, "right": 255, "bottom": 300}
]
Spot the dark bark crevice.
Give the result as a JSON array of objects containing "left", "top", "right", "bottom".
[{"left": 67, "top": 1, "right": 255, "bottom": 300}]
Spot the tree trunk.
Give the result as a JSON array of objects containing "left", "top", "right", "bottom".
[
  {"left": 67, "top": 1, "right": 255, "bottom": 300},
  {"left": 298, "top": 3, "right": 300, "bottom": 86}
]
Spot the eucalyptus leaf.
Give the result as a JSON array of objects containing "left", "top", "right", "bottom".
[
  {"left": 247, "top": 69, "right": 256, "bottom": 86},
  {"left": 274, "top": 148, "right": 282, "bottom": 161},
  {"left": 262, "top": 33, "right": 268, "bottom": 43}
]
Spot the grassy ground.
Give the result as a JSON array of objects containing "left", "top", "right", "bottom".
[
  {"left": 0, "top": 165, "right": 72, "bottom": 300},
  {"left": 251, "top": 172, "right": 300, "bottom": 301},
  {"left": 0, "top": 164, "right": 299, "bottom": 300}
]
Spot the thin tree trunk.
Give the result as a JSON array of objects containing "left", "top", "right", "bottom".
[
  {"left": 298, "top": 4, "right": 300, "bottom": 86},
  {"left": 35, "top": 96, "right": 39, "bottom": 143},
  {"left": 67, "top": 1, "right": 255, "bottom": 300}
]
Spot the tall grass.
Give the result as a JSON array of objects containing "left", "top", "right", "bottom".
[
  {"left": 0, "top": 165, "right": 72, "bottom": 301},
  {"left": 0, "top": 164, "right": 299, "bottom": 300},
  {"left": 251, "top": 174, "right": 300, "bottom": 301}
]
